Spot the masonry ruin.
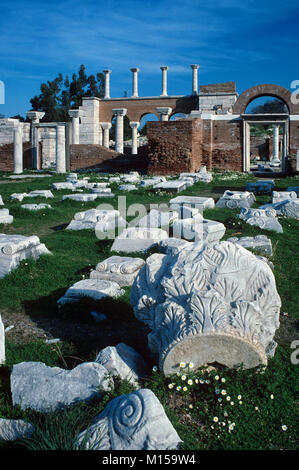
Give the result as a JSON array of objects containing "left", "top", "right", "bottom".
[{"left": 1, "top": 65, "right": 298, "bottom": 175}]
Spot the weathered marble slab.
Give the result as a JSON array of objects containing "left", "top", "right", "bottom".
[
  {"left": 122, "top": 174, "right": 140, "bottom": 184},
  {"left": 0, "top": 234, "right": 51, "bottom": 278},
  {"left": 27, "top": 190, "right": 54, "bottom": 199},
  {"left": 62, "top": 193, "right": 98, "bottom": 202},
  {"left": 216, "top": 190, "right": 255, "bottom": 209},
  {"left": 11, "top": 361, "right": 112, "bottom": 412},
  {"left": 173, "top": 215, "right": 225, "bottom": 242},
  {"left": 272, "top": 191, "right": 297, "bottom": 204},
  {"left": 90, "top": 256, "right": 145, "bottom": 286},
  {"left": 227, "top": 235, "right": 273, "bottom": 256},
  {"left": 67, "top": 209, "right": 126, "bottom": 232},
  {"left": 10, "top": 193, "right": 28, "bottom": 202},
  {"left": 95, "top": 343, "right": 147, "bottom": 386},
  {"left": 137, "top": 209, "right": 178, "bottom": 229},
  {"left": 0, "top": 195, "right": 3, "bottom": 206},
  {"left": 52, "top": 182, "right": 75, "bottom": 190},
  {"left": 118, "top": 184, "right": 137, "bottom": 191},
  {"left": 153, "top": 180, "right": 187, "bottom": 193},
  {"left": 159, "top": 238, "right": 192, "bottom": 255},
  {"left": 111, "top": 227, "right": 169, "bottom": 253},
  {"left": 131, "top": 241, "right": 281, "bottom": 374},
  {"left": 109, "top": 176, "right": 121, "bottom": 183},
  {"left": 287, "top": 186, "right": 299, "bottom": 197},
  {"left": 169, "top": 196, "right": 215, "bottom": 212},
  {"left": 57, "top": 279, "right": 124, "bottom": 305},
  {"left": 0, "top": 209, "right": 13, "bottom": 224},
  {"left": 238, "top": 208, "right": 283, "bottom": 233},
  {"left": 21, "top": 204, "right": 52, "bottom": 211},
  {"left": 245, "top": 180, "right": 275, "bottom": 194},
  {"left": 77, "top": 389, "right": 182, "bottom": 450},
  {"left": 90, "top": 187, "right": 112, "bottom": 194},
  {"left": 0, "top": 419, "right": 34, "bottom": 441}
]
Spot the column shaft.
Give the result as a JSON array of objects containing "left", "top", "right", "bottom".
[
  {"left": 131, "top": 68, "right": 140, "bottom": 97},
  {"left": 32, "top": 127, "right": 40, "bottom": 170},
  {"left": 103, "top": 70, "right": 112, "bottom": 99},
  {"left": 13, "top": 125, "right": 23, "bottom": 174},
  {"left": 130, "top": 122, "right": 139, "bottom": 155},
  {"left": 160, "top": 67, "right": 168, "bottom": 96},
  {"left": 56, "top": 126, "right": 66, "bottom": 173}
]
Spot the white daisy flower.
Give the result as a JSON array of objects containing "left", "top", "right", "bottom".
[{"left": 282, "top": 425, "right": 287, "bottom": 431}]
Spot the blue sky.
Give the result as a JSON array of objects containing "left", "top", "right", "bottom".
[{"left": 0, "top": 0, "right": 298, "bottom": 117}]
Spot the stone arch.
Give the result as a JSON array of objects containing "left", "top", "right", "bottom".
[{"left": 233, "top": 84, "right": 299, "bottom": 115}]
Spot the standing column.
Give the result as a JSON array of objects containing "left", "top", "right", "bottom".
[
  {"left": 272, "top": 125, "right": 280, "bottom": 161},
  {"left": 56, "top": 125, "right": 66, "bottom": 173},
  {"left": 103, "top": 69, "right": 112, "bottom": 99},
  {"left": 101, "top": 122, "right": 112, "bottom": 148},
  {"left": 68, "top": 110, "right": 81, "bottom": 144},
  {"left": 112, "top": 109, "right": 127, "bottom": 153},
  {"left": 26, "top": 111, "right": 45, "bottom": 141},
  {"left": 131, "top": 68, "right": 140, "bottom": 97},
  {"left": 13, "top": 124, "right": 23, "bottom": 174},
  {"left": 191, "top": 64, "right": 199, "bottom": 95},
  {"left": 129, "top": 121, "right": 139, "bottom": 155},
  {"left": 156, "top": 107, "right": 172, "bottom": 121},
  {"left": 160, "top": 66, "right": 168, "bottom": 96},
  {"left": 99, "top": 123, "right": 104, "bottom": 146},
  {"left": 32, "top": 126, "right": 40, "bottom": 169}
]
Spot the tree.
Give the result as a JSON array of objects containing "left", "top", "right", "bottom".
[
  {"left": 0, "top": 113, "right": 5, "bottom": 118},
  {"left": 29, "top": 65, "right": 105, "bottom": 122},
  {"left": 10, "top": 114, "right": 25, "bottom": 122}
]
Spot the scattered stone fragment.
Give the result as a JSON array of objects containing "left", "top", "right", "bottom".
[
  {"left": 62, "top": 193, "right": 98, "bottom": 202},
  {"left": 90, "top": 256, "right": 145, "bottom": 287},
  {"left": 137, "top": 209, "right": 178, "bottom": 229},
  {"left": 159, "top": 238, "right": 192, "bottom": 255},
  {"left": 95, "top": 343, "right": 147, "bottom": 386},
  {"left": 275, "top": 200, "right": 299, "bottom": 219},
  {"left": 238, "top": 208, "right": 283, "bottom": 233},
  {"left": 21, "top": 203, "right": 52, "bottom": 211},
  {"left": 57, "top": 279, "right": 124, "bottom": 305},
  {"left": 66, "top": 209, "right": 126, "bottom": 233},
  {"left": 227, "top": 235, "right": 273, "bottom": 256},
  {"left": 77, "top": 389, "right": 182, "bottom": 450},
  {"left": 0, "top": 209, "right": 13, "bottom": 224},
  {"left": 216, "top": 190, "right": 255, "bottom": 209},
  {"left": 90, "top": 187, "right": 112, "bottom": 194},
  {"left": 272, "top": 191, "right": 297, "bottom": 204},
  {"left": 287, "top": 187, "right": 299, "bottom": 197},
  {"left": 0, "top": 234, "right": 51, "bottom": 278},
  {"left": 0, "top": 195, "right": 3, "bottom": 206},
  {"left": 0, "top": 419, "right": 35, "bottom": 442},
  {"left": 11, "top": 361, "right": 112, "bottom": 412},
  {"left": 245, "top": 180, "right": 275, "bottom": 194},
  {"left": 109, "top": 176, "right": 121, "bottom": 184},
  {"left": 27, "top": 190, "right": 54, "bottom": 199},
  {"left": 111, "top": 227, "right": 168, "bottom": 253},
  {"left": 122, "top": 174, "right": 140, "bottom": 184},
  {"left": 52, "top": 182, "right": 75, "bottom": 190},
  {"left": 169, "top": 196, "right": 215, "bottom": 213},
  {"left": 65, "top": 173, "right": 78, "bottom": 182},
  {"left": 118, "top": 184, "right": 137, "bottom": 191},
  {"left": 173, "top": 214, "right": 225, "bottom": 242},
  {"left": 153, "top": 180, "right": 187, "bottom": 193},
  {"left": 10, "top": 193, "right": 28, "bottom": 202},
  {"left": 131, "top": 241, "right": 281, "bottom": 374},
  {"left": 178, "top": 176, "right": 194, "bottom": 187}
]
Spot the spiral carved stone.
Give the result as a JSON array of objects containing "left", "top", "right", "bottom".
[{"left": 112, "top": 393, "right": 144, "bottom": 440}]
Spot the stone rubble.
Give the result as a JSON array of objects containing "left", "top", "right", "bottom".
[
  {"left": 227, "top": 235, "right": 273, "bottom": 256},
  {"left": 90, "top": 256, "right": 145, "bottom": 287},
  {"left": 57, "top": 279, "right": 125, "bottom": 305},
  {"left": 0, "top": 419, "right": 35, "bottom": 442},
  {"left": 0, "top": 209, "right": 13, "bottom": 224},
  {"left": 111, "top": 227, "right": 169, "bottom": 253},
  {"left": 216, "top": 190, "right": 255, "bottom": 209},
  {"left": 238, "top": 208, "right": 283, "bottom": 233},
  {"left": 21, "top": 203, "right": 52, "bottom": 211}
]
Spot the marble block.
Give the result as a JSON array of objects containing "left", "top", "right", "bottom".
[
  {"left": 118, "top": 184, "right": 137, "bottom": 191},
  {"left": 21, "top": 204, "right": 52, "bottom": 211},
  {"left": 153, "top": 181, "right": 187, "bottom": 193},
  {"left": 62, "top": 193, "right": 98, "bottom": 202},
  {"left": 173, "top": 215, "right": 225, "bottom": 242},
  {"left": 137, "top": 209, "right": 178, "bottom": 229},
  {"left": 0, "top": 209, "right": 13, "bottom": 224},
  {"left": 10, "top": 193, "right": 28, "bottom": 202},
  {"left": 169, "top": 196, "right": 215, "bottom": 213},
  {"left": 0, "top": 419, "right": 34, "bottom": 441},
  {"left": 122, "top": 175, "right": 140, "bottom": 184},
  {"left": 286, "top": 187, "right": 299, "bottom": 197},
  {"left": 52, "top": 182, "right": 75, "bottom": 191},
  {"left": 109, "top": 177, "right": 121, "bottom": 184},
  {"left": 130, "top": 241, "right": 281, "bottom": 374},
  {"left": 90, "top": 187, "right": 112, "bottom": 194},
  {"left": 95, "top": 343, "right": 147, "bottom": 386},
  {"left": 0, "top": 195, "right": 3, "bottom": 206},
  {"left": 111, "top": 227, "right": 169, "bottom": 253},
  {"left": 27, "top": 190, "right": 54, "bottom": 198},
  {"left": 238, "top": 208, "right": 283, "bottom": 233},
  {"left": 0, "top": 234, "right": 51, "bottom": 278},
  {"left": 57, "top": 279, "right": 125, "bottom": 305},
  {"left": 67, "top": 209, "right": 126, "bottom": 232},
  {"left": 272, "top": 191, "right": 297, "bottom": 204},
  {"left": 216, "top": 190, "right": 255, "bottom": 209},
  {"left": 227, "top": 235, "right": 273, "bottom": 256},
  {"left": 245, "top": 180, "right": 275, "bottom": 194},
  {"left": 159, "top": 238, "right": 192, "bottom": 256},
  {"left": 11, "top": 361, "right": 112, "bottom": 412},
  {"left": 77, "top": 389, "right": 182, "bottom": 450},
  {"left": 0, "top": 314, "right": 4, "bottom": 364},
  {"left": 90, "top": 256, "right": 145, "bottom": 286}
]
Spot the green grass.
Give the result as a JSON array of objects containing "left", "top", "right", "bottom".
[{"left": 0, "top": 169, "right": 298, "bottom": 450}]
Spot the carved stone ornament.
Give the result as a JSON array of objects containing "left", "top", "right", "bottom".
[{"left": 130, "top": 241, "right": 281, "bottom": 375}]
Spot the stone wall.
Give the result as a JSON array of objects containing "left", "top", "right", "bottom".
[
  {"left": 147, "top": 119, "right": 203, "bottom": 175},
  {"left": 0, "top": 142, "right": 41, "bottom": 172},
  {"left": 69, "top": 144, "right": 122, "bottom": 170},
  {"left": 0, "top": 119, "right": 30, "bottom": 145},
  {"left": 209, "top": 119, "right": 243, "bottom": 171}
]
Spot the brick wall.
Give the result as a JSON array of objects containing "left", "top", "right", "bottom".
[
  {"left": 0, "top": 142, "right": 40, "bottom": 172},
  {"left": 199, "top": 82, "right": 236, "bottom": 93},
  {"left": 210, "top": 120, "right": 243, "bottom": 171},
  {"left": 147, "top": 119, "right": 203, "bottom": 175},
  {"left": 290, "top": 121, "right": 299, "bottom": 155}
]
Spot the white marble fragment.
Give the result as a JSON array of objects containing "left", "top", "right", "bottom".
[
  {"left": 159, "top": 238, "right": 192, "bottom": 255},
  {"left": 173, "top": 215, "right": 225, "bottom": 242},
  {"left": 0, "top": 195, "right": 3, "bottom": 206},
  {"left": 0, "top": 209, "right": 13, "bottom": 224},
  {"left": 169, "top": 196, "right": 215, "bottom": 213},
  {"left": 111, "top": 227, "right": 168, "bottom": 253},
  {"left": 137, "top": 209, "right": 178, "bottom": 229},
  {"left": 57, "top": 279, "right": 124, "bottom": 305},
  {"left": 90, "top": 256, "right": 145, "bottom": 286},
  {"left": 0, "top": 234, "right": 51, "bottom": 278},
  {"left": 10, "top": 193, "right": 28, "bottom": 202},
  {"left": 0, "top": 314, "right": 4, "bottom": 365},
  {"left": 272, "top": 191, "right": 297, "bottom": 204},
  {"left": 153, "top": 180, "right": 187, "bottom": 193},
  {"left": 216, "top": 190, "right": 255, "bottom": 209},
  {"left": 21, "top": 204, "right": 52, "bottom": 211},
  {"left": 0, "top": 419, "right": 34, "bottom": 442},
  {"left": 95, "top": 343, "right": 147, "bottom": 386},
  {"left": 27, "top": 190, "right": 54, "bottom": 199},
  {"left": 118, "top": 184, "right": 137, "bottom": 191},
  {"left": 77, "top": 389, "right": 182, "bottom": 450},
  {"left": 11, "top": 361, "right": 112, "bottom": 412},
  {"left": 131, "top": 241, "right": 281, "bottom": 374},
  {"left": 245, "top": 180, "right": 275, "bottom": 194},
  {"left": 62, "top": 193, "right": 98, "bottom": 202},
  {"left": 238, "top": 208, "right": 283, "bottom": 233},
  {"left": 227, "top": 235, "right": 273, "bottom": 256}
]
